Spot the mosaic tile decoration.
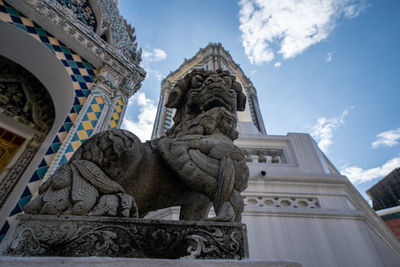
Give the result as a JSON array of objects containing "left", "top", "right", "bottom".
[
  {"left": 55, "top": 0, "right": 97, "bottom": 32},
  {"left": 108, "top": 97, "right": 125, "bottom": 129},
  {"left": 0, "top": 0, "right": 98, "bottom": 241},
  {"left": 59, "top": 95, "right": 105, "bottom": 165}
]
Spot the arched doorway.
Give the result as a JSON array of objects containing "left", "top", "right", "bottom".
[
  {"left": 0, "top": 20, "right": 75, "bottom": 224},
  {"left": 0, "top": 55, "right": 55, "bottom": 202}
]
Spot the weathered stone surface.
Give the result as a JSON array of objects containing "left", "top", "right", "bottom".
[
  {"left": 0, "top": 257, "right": 302, "bottom": 267},
  {"left": 24, "top": 69, "right": 249, "bottom": 223},
  {"left": 0, "top": 215, "right": 248, "bottom": 259}
]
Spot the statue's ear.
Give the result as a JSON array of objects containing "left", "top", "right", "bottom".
[
  {"left": 232, "top": 81, "right": 246, "bottom": 111},
  {"left": 237, "top": 92, "right": 247, "bottom": 111},
  {"left": 165, "top": 86, "right": 183, "bottom": 108},
  {"left": 165, "top": 73, "right": 191, "bottom": 108}
]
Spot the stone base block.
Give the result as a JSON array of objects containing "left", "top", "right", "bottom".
[
  {"left": 0, "top": 257, "right": 302, "bottom": 267},
  {"left": 0, "top": 215, "right": 248, "bottom": 259}
]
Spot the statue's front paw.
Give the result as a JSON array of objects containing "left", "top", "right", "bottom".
[
  {"left": 91, "top": 193, "right": 138, "bottom": 218},
  {"left": 24, "top": 195, "right": 43, "bottom": 214},
  {"left": 117, "top": 193, "right": 138, "bottom": 218},
  {"left": 92, "top": 195, "right": 119, "bottom": 216}
]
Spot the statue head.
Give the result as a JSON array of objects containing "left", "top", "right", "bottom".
[
  {"left": 165, "top": 69, "right": 246, "bottom": 138},
  {"left": 166, "top": 69, "right": 246, "bottom": 113}
]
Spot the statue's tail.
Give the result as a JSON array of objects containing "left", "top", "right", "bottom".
[{"left": 213, "top": 157, "right": 235, "bottom": 219}]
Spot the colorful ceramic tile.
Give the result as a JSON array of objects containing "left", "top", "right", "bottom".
[
  {"left": 108, "top": 97, "right": 125, "bottom": 129},
  {"left": 0, "top": 0, "right": 103, "bottom": 241}
]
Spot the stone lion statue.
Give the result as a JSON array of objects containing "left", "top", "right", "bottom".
[{"left": 25, "top": 69, "right": 249, "bottom": 222}]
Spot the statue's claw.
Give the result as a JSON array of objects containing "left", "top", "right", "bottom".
[
  {"left": 91, "top": 195, "right": 119, "bottom": 216},
  {"left": 24, "top": 195, "right": 43, "bottom": 214},
  {"left": 91, "top": 193, "right": 138, "bottom": 218},
  {"left": 117, "top": 193, "right": 138, "bottom": 218},
  {"left": 206, "top": 202, "right": 235, "bottom": 222}
]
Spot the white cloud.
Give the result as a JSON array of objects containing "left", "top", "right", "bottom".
[
  {"left": 311, "top": 107, "right": 353, "bottom": 153},
  {"left": 325, "top": 52, "right": 333, "bottom": 62},
  {"left": 122, "top": 92, "right": 157, "bottom": 142},
  {"left": 274, "top": 62, "right": 281, "bottom": 68},
  {"left": 372, "top": 128, "right": 400, "bottom": 148},
  {"left": 141, "top": 47, "right": 167, "bottom": 81},
  {"left": 150, "top": 69, "right": 163, "bottom": 81},
  {"left": 142, "top": 48, "right": 167, "bottom": 63},
  {"left": 238, "top": 0, "right": 368, "bottom": 65},
  {"left": 343, "top": 2, "right": 368, "bottom": 18},
  {"left": 341, "top": 157, "right": 400, "bottom": 184}
]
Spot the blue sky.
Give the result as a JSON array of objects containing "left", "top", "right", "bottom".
[{"left": 119, "top": 0, "right": 400, "bottom": 202}]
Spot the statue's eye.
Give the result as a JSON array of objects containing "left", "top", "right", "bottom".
[
  {"left": 191, "top": 75, "right": 203, "bottom": 88},
  {"left": 223, "top": 76, "right": 232, "bottom": 88}
]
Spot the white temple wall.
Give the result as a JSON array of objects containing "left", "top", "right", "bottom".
[
  {"left": 146, "top": 132, "right": 400, "bottom": 266},
  {"left": 243, "top": 213, "right": 397, "bottom": 267}
]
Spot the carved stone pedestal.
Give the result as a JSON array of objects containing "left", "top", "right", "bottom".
[
  {"left": 0, "top": 257, "right": 303, "bottom": 267},
  {"left": 0, "top": 215, "right": 248, "bottom": 259}
]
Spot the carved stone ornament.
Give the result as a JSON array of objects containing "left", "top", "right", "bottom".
[
  {"left": 0, "top": 215, "right": 248, "bottom": 259},
  {"left": 6, "top": 0, "right": 146, "bottom": 97},
  {"left": 25, "top": 69, "right": 249, "bottom": 223}
]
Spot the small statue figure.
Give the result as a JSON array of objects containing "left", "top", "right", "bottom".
[
  {"left": 269, "top": 149, "right": 280, "bottom": 164},
  {"left": 257, "top": 149, "right": 267, "bottom": 163},
  {"left": 25, "top": 69, "right": 249, "bottom": 222},
  {"left": 244, "top": 149, "right": 253, "bottom": 162}
]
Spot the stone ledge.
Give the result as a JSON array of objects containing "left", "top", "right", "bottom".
[
  {"left": 0, "top": 256, "right": 302, "bottom": 267},
  {"left": 0, "top": 215, "right": 248, "bottom": 260}
]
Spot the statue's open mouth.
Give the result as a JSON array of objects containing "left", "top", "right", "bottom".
[
  {"left": 202, "top": 88, "right": 234, "bottom": 112},
  {"left": 203, "top": 98, "right": 230, "bottom": 111}
]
